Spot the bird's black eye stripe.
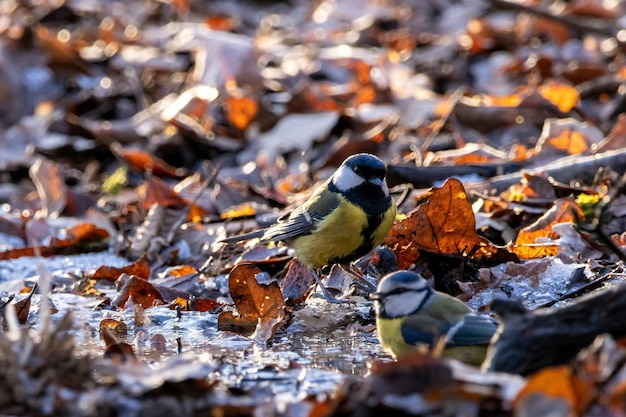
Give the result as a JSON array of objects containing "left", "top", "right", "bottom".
[{"left": 380, "top": 286, "right": 428, "bottom": 298}]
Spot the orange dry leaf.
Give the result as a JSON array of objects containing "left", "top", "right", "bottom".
[
  {"left": 220, "top": 203, "right": 257, "bottom": 220},
  {"left": 217, "top": 263, "right": 285, "bottom": 343},
  {"left": 385, "top": 178, "right": 512, "bottom": 269},
  {"left": 168, "top": 265, "right": 197, "bottom": 277},
  {"left": 509, "top": 243, "right": 559, "bottom": 259},
  {"left": 93, "top": 254, "right": 151, "bottom": 280},
  {"left": 515, "top": 197, "right": 584, "bottom": 244},
  {"left": 225, "top": 96, "right": 258, "bottom": 131},
  {"left": 112, "top": 143, "right": 186, "bottom": 178},
  {"left": 547, "top": 129, "right": 588, "bottom": 155},
  {"left": 514, "top": 366, "right": 592, "bottom": 415},
  {"left": 485, "top": 93, "right": 524, "bottom": 107},
  {"left": 204, "top": 15, "right": 237, "bottom": 31},
  {"left": 538, "top": 80, "right": 579, "bottom": 112}
]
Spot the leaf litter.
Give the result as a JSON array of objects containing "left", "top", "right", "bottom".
[{"left": 5, "top": 0, "right": 626, "bottom": 415}]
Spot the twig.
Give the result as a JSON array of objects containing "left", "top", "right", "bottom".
[
  {"left": 420, "top": 87, "right": 466, "bottom": 155},
  {"left": 165, "top": 162, "right": 221, "bottom": 244},
  {"left": 489, "top": 0, "right": 624, "bottom": 47}
]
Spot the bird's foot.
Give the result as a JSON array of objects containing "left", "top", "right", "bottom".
[{"left": 309, "top": 289, "right": 356, "bottom": 304}]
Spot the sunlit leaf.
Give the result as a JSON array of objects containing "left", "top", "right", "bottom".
[
  {"left": 385, "top": 179, "right": 515, "bottom": 269},
  {"left": 547, "top": 129, "right": 588, "bottom": 155},
  {"left": 509, "top": 243, "right": 559, "bottom": 259},
  {"left": 515, "top": 198, "right": 584, "bottom": 244},
  {"left": 538, "top": 80, "right": 579, "bottom": 112},
  {"left": 224, "top": 95, "right": 258, "bottom": 130},
  {"left": 99, "top": 318, "right": 129, "bottom": 339},
  {"left": 220, "top": 203, "right": 257, "bottom": 220},
  {"left": 112, "top": 143, "right": 186, "bottom": 178},
  {"left": 217, "top": 263, "right": 285, "bottom": 343}
]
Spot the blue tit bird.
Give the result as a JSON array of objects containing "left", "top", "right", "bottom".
[
  {"left": 373, "top": 271, "right": 498, "bottom": 365},
  {"left": 221, "top": 153, "right": 397, "bottom": 303}
]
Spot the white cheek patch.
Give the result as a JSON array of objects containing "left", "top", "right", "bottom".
[
  {"left": 382, "top": 292, "right": 426, "bottom": 318},
  {"left": 332, "top": 166, "right": 365, "bottom": 191}
]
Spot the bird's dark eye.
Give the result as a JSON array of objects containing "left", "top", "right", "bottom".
[{"left": 353, "top": 166, "right": 362, "bottom": 175}]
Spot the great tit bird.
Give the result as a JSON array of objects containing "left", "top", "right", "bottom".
[
  {"left": 373, "top": 271, "right": 498, "bottom": 365},
  {"left": 221, "top": 153, "right": 396, "bottom": 303}
]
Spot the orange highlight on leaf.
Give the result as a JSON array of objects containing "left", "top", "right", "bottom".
[{"left": 539, "top": 80, "right": 579, "bottom": 112}]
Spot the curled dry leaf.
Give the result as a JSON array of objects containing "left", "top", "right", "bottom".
[
  {"left": 515, "top": 197, "right": 584, "bottom": 244},
  {"left": 14, "top": 284, "right": 37, "bottom": 324},
  {"left": 112, "top": 274, "right": 166, "bottom": 309},
  {"left": 217, "top": 263, "right": 285, "bottom": 343},
  {"left": 385, "top": 178, "right": 515, "bottom": 269}
]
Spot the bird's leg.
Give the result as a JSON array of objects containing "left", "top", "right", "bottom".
[
  {"left": 310, "top": 269, "right": 353, "bottom": 304},
  {"left": 341, "top": 263, "right": 377, "bottom": 293}
]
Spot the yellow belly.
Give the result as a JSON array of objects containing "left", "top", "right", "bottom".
[
  {"left": 291, "top": 198, "right": 395, "bottom": 268},
  {"left": 376, "top": 317, "right": 423, "bottom": 359}
]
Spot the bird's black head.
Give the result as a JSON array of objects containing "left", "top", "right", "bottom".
[
  {"left": 331, "top": 153, "right": 388, "bottom": 193},
  {"left": 343, "top": 153, "right": 387, "bottom": 183}
]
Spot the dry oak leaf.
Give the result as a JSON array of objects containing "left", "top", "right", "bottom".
[
  {"left": 515, "top": 197, "right": 584, "bottom": 245},
  {"left": 385, "top": 178, "right": 513, "bottom": 269},
  {"left": 218, "top": 263, "right": 285, "bottom": 344}
]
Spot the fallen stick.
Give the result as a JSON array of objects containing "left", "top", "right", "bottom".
[{"left": 483, "top": 282, "right": 626, "bottom": 375}]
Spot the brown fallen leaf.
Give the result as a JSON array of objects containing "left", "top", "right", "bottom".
[
  {"left": 217, "top": 263, "right": 285, "bottom": 343},
  {"left": 515, "top": 197, "right": 584, "bottom": 244},
  {"left": 142, "top": 176, "right": 206, "bottom": 221},
  {"left": 0, "top": 223, "right": 110, "bottom": 260},
  {"left": 111, "top": 274, "right": 166, "bottom": 309},
  {"left": 101, "top": 326, "right": 136, "bottom": 363},
  {"left": 385, "top": 178, "right": 516, "bottom": 269},
  {"left": 14, "top": 284, "right": 37, "bottom": 324},
  {"left": 280, "top": 259, "right": 315, "bottom": 305},
  {"left": 111, "top": 142, "right": 187, "bottom": 179},
  {"left": 93, "top": 253, "right": 151, "bottom": 281}
]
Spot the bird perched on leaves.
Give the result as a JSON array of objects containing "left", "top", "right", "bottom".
[
  {"left": 372, "top": 271, "right": 499, "bottom": 365},
  {"left": 221, "top": 153, "right": 396, "bottom": 303}
]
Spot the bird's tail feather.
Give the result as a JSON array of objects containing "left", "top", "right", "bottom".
[{"left": 219, "top": 229, "right": 265, "bottom": 244}]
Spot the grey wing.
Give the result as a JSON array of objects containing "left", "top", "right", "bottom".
[
  {"left": 445, "top": 314, "right": 499, "bottom": 346},
  {"left": 262, "top": 187, "right": 340, "bottom": 242}
]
